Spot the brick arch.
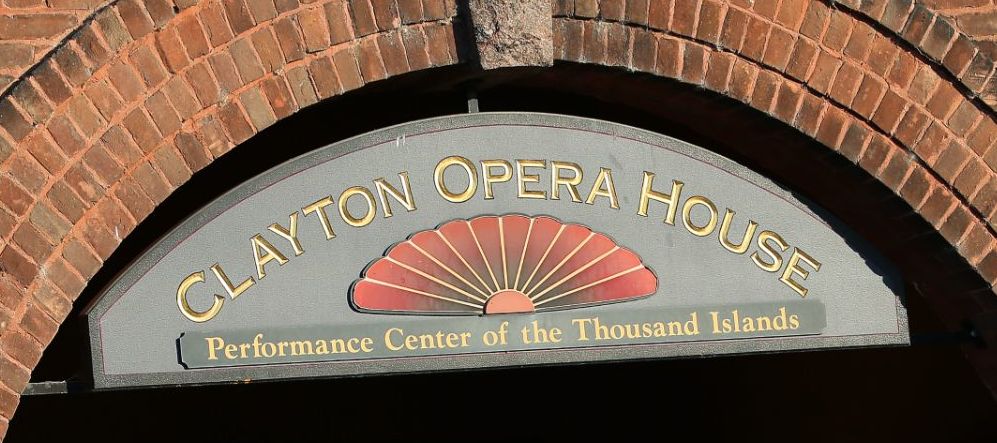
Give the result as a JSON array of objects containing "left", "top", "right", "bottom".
[{"left": 0, "top": 0, "right": 994, "bottom": 438}]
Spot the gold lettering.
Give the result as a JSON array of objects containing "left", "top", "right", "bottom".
[
  {"left": 434, "top": 156, "right": 477, "bottom": 202},
  {"left": 210, "top": 263, "right": 255, "bottom": 300},
  {"left": 585, "top": 167, "right": 619, "bottom": 209},
  {"left": 338, "top": 186, "right": 377, "bottom": 227},
  {"left": 718, "top": 209, "right": 758, "bottom": 254},
  {"left": 302, "top": 197, "right": 336, "bottom": 240},
  {"left": 481, "top": 160, "right": 513, "bottom": 199},
  {"left": 373, "top": 172, "right": 416, "bottom": 217},
  {"left": 206, "top": 337, "right": 225, "bottom": 360},
  {"left": 551, "top": 161, "right": 583, "bottom": 202},
  {"left": 268, "top": 212, "right": 304, "bottom": 256},
  {"left": 251, "top": 234, "right": 289, "bottom": 280},
  {"left": 177, "top": 271, "right": 224, "bottom": 322},
  {"left": 780, "top": 248, "right": 822, "bottom": 297},
  {"left": 682, "top": 196, "right": 719, "bottom": 236},
  {"left": 637, "top": 172, "right": 684, "bottom": 225},
  {"left": 516, "top": 159, "right": 546, "bottom": 199},
  {"left": 751, "top": 230, "right": 789, "bottom": 272}
]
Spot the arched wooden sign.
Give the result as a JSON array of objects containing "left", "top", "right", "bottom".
[{"left": 85, "top": 113, "right": 907, "bottom": 389}]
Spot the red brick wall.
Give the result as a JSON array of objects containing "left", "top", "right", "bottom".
[{"left": 0, "top": 0, "right": 994, "bottom": 439}]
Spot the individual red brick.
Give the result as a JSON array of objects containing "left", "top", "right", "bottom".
[
  {"left": 151, "top": 147, "right": 191, "bottom": 189},
  {"left": 785, "top": 38, "right": 817, "bottom": 82},
  {"left": 843, "top": 23, "right": 875, "bottom": 60},
  {"left": 887, "top": 52, "right": 917, "bottom": 88},
  {"left": 326, "top": 1, "right": 354, "bottom": 44},
  {"left": 258, "top": 77, "right": 294, "bottom": 119},
  {"left": 880, "top": 149, "right": 913, "bottom": 192},
  {"left": 299, "top": 6, "right": 331, "bottom": 53},
  {"left": 400, "top": 27, "right": 431, "bottom": 71},
  {"left": 116, "top": 0, "right": 155, "bottom": 39},
  {"left": 329, "top": 47, "right": 362, "bottom": 92},
  {"left": 919, "top": 184, "right": 956, "bottom": 228},
  {"left": 24, "top": 132, "right": 66, "bottom": 175},
  {"left": 218, "top": 102, "right": 255, "bottom": 143},
  {"left": 580, "top": 21, "right": 606, "bottom": 64},
  {"left": 251, "top": 28, "right": 284, "bottom": 73},
  {"left": 925, "top": 82, "right": 960, "bottom": 120},
  {"left": 933, "top": 140, "right": 971, "bottom": 183},
  {"left": 703, "top": 52, "right": 734, "bottom": 92},
  {"left": 822, "top": 12, "right": 852, "bottom": 52},
  {"left": 67, "top": 96, "right": 105, "bottom": 138},
  {"left": 44, "top": 257, "right": 85, "bottom": 297},
  {"left": 943, "top": 34, "right": 977, "bottom": 78},
  {"left": 0, "top": 352, "right": 30, "bottom": 395},
  {"left": 100, "top": 125, "right": 144, "bottom": 166},
  {"left": 231, "top": 38, "right": 266, "bottom": 83},
  {"left": 682, "top": 43, "right": 707, "bottom": 84},
  {"left": 357, "top": 37, "right": 387, "bottom": 82},
  {"left": 72, "top": 20, "right": 113, "bottom": 67},
  {"left": 0, "top": 246, "right": 37, "bottom": 286},
  {"left": 967, "top": 117, "right": 996, "bottom": 155},
  {"left": 0, "top": 101, "right": 32, "bottom": 141},
  {"left": 858, "top": 135, "right": 890, "bottom": 175},
  {"left": 162, "top": 77, "right": 201, "bottom": 122},
  {"left": 174, "top": 131, "right": 212, "bottom": 172},
  {"left": 122, "top": 109, "right": 164, "bottom": 153},
  {"left": 145, "top": 0, "right": 177, "bottom": 28},
  {"left": 0, "top": 210, "right": 14, "bottom": 241},
  {"left": 33, "top": 62, "right": 73, "bottom": 106},
  {"left": 866, "top": 35, "right": 898, "bottom": 76},
  {"left": 912, "top": 121, "right": 947, "bottom": 163},
  {"left": 47, "top": 114, "right": 85, "bottom": 156},
  {"left": 577, "top": 0, "right": 600, "bottom": 20},
  {"left": 13, "top": 224, "right": 54, "bottom": 266},
  {"left": 644, "top": 0, "right": 672, "bottom": 31},
  {"left": 85, "top": 81, "right": 124, "bottom": 121},
  {"left": 625, "top": 0, "right": 649, "bottom": 25},
  {"left": 947, "top": 99, "right": 980, "bottom": 137},
  {"left": 773, "top": 81, "right": 802, "bottom": 124},
  {"left": 907, "top": 65, "right": 939, "bottom": 105},
  {"left": 728, "top": 59, "right": 757, "bottom": 103},
  {"left": 599, "top": 0, "right": 625, "bottom": 21},
  {"left": 954, "top": 157, "right": 988, "bottom": 199},
  {"left": 901, "top": 5, "right": 933, "bottom": 45},
  {"left": 829, "top": 62, "right": 862, "bottom": 107},
  {"left": 632, "top": 30, "right": 656, "bottom": 73},
  {"left": 95, "top": 8, "right": 132, "bottom": 52},
  {"left": 808, "top": 50, "right": 841, "bottom": 95},
  {"left": 740, "top": 17, "right": 769, "bottom": 63},
  {"left": 247, "top": 0, "right": 278, "bottom": 23},
  {"left": 852, "top": 75, "right": 885, "bottom": 118},
  {"left": 957, "top": 221, "right": 992, "bottom": 265},
  {"left": 752, "top": 0, "right": 777, "bottom": 18},
  {"left": 107, "top": 60, "right": 145, "bottom": 102},
  {"left": 177, "top": 15, "right": 211, "bottom": 59},
  {"left": 961, "top": 52, "right": 994, "bottom": 94},
  {"left": 750, "top": 71, "right": 780, "bottom": 112},
  {"left": 209, "top": 53, "right": 243, "bottom": 94},
  {"left": 201, "top": 1, "right": 235, "bottom": 47},
  {"left": 871, "top": 89, "right": 907, "bottom": 134},
  {"left": 921, "top": 17, "right": 954, "bottom": 61},
  {"left": 145, "top": 92, "right": 182, "bottom": 137},
  {"left": 972, "top": 177, "right": 997, "bottom": 221},
  {"left": 273, "top": 17, "right": 306, "bottom": 63},
  {"left": 84, "top": 144, "right": 124, "bottom": 186},
  {"left": 64, "top": 163, "right": 105, "bottom": 204},
  {"left": 799, "top": 1, "right": 829, "bottom": 40},
  {"left": 29, "top": 203, "right": 71, "bottom": 245},
  {"left": 695, "top": 0, "right": 724, "bottom": 45},
  {"left": 899, "top": 164, "right": 932, "bottom": 208},
  {"left": 815, "top": 106, "right": 847, "bottom": 148},
  {"left": 309, "top": 56, "right": 342, "bottom": 99},
  {"left": 1, "top": 331, "right": 42, "bottom": 370},
  {"left": 397, "top": 0, "right": 423, "bottom": 24},
  {"left": 894, "top": 107, "right": 930, "bottom": 148},
  {"left": 130, "top": 45, "right": 169, "bottom": 87},
  {"left": 424, "top": 23, "right": 454, "bottom": 66},
  {"left": 378, "top": 32, "right": 409, "bottom": 76},
  {"left": 224, "top": 0, "right": 257, "bottom": 34},
  {"left": 53, "top": 45, "right": 91, "bottom": 88},
  {"left": 939, "top": 205, "right": 973, "bottom": 245},
  {"left": 33, "top": 281, "right": 72, "bottom": 324},
  {"left": 281, "top": 67, "right": 316, "bottom": 112},
  {"left": 762, "top": 27, "right": 794, "bottom": 72},
  {"left": 654, "top": 36, "right": 679, "bottom": 78},
  {"left": 776, "top": 0, "right": 806, "bottom": 31},
  {"left": 605, "top": 23, "right": 630, "bottom": 68},
  {"left": 10, "top": 81, "right": 53, "bottom": 125},
  {"left": 349, "top": 0, "right": 379, "bottom": 37},
  {"left": 239, "top": 88, "right": 276, "bottom": 131},
  {"left": 370, "top": 0, "right": 399, "bottom": 31},
  {"left": 7, "top": 152, "right": 48, "bottom": 194},
  {"left": 44, "top": 184, "right": 83, "bottom": 228}
]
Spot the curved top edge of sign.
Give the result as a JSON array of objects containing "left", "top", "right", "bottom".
[{"left": 83, "top": 112, "right": 896, "bottom": 320}]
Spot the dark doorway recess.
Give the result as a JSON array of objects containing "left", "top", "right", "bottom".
[{"left": 11, "top": 63, "right": 996, "bottom": 442}]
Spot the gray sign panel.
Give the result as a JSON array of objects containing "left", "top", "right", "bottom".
[{"left": 86, "top": 113, "right": 907, "bottom": 389}]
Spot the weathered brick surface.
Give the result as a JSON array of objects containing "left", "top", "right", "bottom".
[{"left": 0, "top": 0, "right": 993, "bottom": 440}]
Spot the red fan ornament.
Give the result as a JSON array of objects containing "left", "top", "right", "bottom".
[{"left": 350, "top": 215, "right": 658, "bottom": 315}]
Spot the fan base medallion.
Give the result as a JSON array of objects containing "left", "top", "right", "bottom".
[{"left": 483, "top": 290, "right": 535, "bottom": 314}]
